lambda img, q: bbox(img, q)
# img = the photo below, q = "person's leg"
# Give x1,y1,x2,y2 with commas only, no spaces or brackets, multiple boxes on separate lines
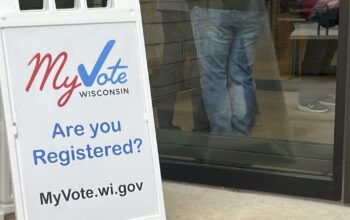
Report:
180,12,210,132
191,7,234,134
188,59,210,132
301,40,330,75
298,40,337,112
227,11,266,136
156,54,180,129
318,40,338,106
191,88,210,132
320,40,338,74
155,11,186,129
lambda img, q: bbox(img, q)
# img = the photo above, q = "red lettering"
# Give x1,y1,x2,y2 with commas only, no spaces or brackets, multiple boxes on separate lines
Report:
56,76,81,107
26,52,81,107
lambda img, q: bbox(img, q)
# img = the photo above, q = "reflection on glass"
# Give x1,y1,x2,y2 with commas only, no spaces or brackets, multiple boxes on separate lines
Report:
152,0,210,132
12,0,341,177
297,0,338,113
142,0,340,176
190,1,267,136
14,0,341,177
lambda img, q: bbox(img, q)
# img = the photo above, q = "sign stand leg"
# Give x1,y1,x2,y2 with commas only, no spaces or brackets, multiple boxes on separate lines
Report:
0,203,15,220
0,152,14,220
1,95,15,220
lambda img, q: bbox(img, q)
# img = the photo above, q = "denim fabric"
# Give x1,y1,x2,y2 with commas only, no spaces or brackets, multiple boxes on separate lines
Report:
191,7,266,135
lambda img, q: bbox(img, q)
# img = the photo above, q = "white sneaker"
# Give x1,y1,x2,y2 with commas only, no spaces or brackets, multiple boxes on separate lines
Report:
298,103,329,113
318,95,336,106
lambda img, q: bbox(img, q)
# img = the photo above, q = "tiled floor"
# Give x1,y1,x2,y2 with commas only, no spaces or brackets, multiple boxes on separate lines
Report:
163,181,350,220
5,181,350,220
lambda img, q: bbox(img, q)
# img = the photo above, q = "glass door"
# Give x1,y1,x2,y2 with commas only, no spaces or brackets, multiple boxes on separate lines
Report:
18,0,346,200
142,0,345,200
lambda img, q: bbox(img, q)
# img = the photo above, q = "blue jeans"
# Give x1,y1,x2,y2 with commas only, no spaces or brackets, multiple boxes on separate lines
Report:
191,7,266,135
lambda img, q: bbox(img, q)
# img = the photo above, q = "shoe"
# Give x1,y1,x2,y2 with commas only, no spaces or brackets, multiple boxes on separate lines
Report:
297,102,329,113
318,95,336,106
159,124,181,130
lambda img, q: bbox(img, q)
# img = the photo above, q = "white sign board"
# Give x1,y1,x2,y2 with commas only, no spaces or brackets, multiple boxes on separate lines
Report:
0,1,165,220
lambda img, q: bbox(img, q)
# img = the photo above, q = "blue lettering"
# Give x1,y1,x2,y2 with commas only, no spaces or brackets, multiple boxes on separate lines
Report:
77,40,128,87
108,58,128,85
52,123,85,139
47,152,58,163
76,148,86,160
96,72,109,86
33,149,47,165
114,72,127,84
75,125,85,136
94,147,104,158
58,151,70,166
52,123,65,139
77,40,116,87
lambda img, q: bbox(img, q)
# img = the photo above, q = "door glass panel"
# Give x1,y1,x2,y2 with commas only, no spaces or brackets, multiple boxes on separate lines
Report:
142,0,340,177
17,0,339,177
